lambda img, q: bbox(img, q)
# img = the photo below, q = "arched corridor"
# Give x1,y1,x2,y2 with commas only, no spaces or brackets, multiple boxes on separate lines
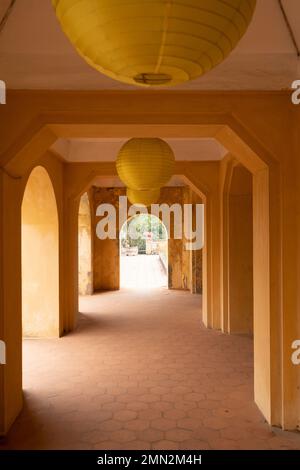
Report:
1,6,300,447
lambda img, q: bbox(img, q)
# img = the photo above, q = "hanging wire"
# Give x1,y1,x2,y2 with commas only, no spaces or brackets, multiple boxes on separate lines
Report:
278,0,300,57
0,0,17,35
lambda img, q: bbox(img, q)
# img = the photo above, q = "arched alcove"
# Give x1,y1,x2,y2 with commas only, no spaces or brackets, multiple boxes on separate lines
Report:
21,166,59,337
78,192,93,296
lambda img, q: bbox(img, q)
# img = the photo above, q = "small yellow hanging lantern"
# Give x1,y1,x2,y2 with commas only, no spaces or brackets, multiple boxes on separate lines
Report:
116,138,175,206
52,0,256,87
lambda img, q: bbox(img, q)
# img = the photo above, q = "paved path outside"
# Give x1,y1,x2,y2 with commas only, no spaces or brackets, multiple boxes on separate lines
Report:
1,289,300,450
120,254,167,289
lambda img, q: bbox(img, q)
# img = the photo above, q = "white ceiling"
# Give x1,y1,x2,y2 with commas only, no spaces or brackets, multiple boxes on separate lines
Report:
52,137,223,185
52,138,227,163
91,175,187,188
0,0,299,90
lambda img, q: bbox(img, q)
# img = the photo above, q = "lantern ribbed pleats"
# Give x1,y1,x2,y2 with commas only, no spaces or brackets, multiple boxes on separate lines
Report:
116,138,175,206
52,0,256,87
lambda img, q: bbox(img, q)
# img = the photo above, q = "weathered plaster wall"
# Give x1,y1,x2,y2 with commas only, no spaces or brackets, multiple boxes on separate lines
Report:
91,186,200,292
0,150,64,435
92,187,124,291
160,187,191,291
22,166,60,338
191,191,203,294
78,192,93,296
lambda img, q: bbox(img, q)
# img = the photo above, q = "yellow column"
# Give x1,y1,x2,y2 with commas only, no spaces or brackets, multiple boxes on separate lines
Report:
0,170,23,435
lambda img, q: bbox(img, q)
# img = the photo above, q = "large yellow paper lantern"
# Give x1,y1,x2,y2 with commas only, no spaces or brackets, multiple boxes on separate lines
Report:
116,138,175,205
52,0,256,87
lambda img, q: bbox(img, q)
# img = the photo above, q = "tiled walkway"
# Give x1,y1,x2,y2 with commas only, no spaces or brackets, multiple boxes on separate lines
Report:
120,254,167,289
1,289,300,450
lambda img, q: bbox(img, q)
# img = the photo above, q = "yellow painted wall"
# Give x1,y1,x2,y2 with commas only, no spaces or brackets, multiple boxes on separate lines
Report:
0,151,64,435
93,187,123,291
0,90,299,433
160,187,190,290
22,166,59,337
78,192,93,296
228,165,253,335
191,191,203,294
